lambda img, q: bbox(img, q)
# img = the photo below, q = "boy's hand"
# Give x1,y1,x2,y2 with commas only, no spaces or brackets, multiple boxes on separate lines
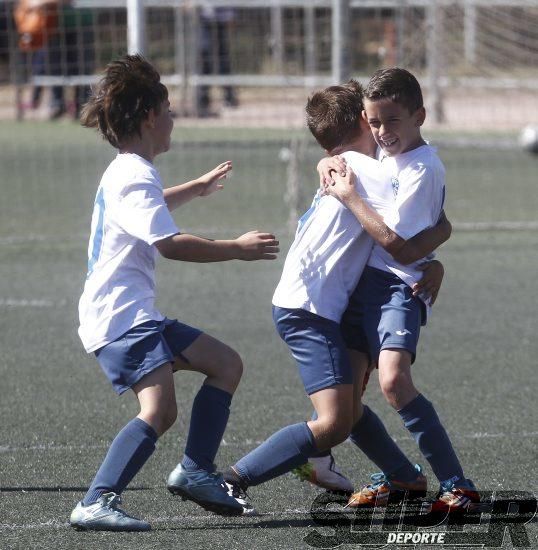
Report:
413,260,444,304
317,155,347,192
325,166,358,205
235,231,279,261
198,161,233,196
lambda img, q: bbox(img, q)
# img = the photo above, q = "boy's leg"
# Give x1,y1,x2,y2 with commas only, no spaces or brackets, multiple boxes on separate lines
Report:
173,333,242,471
166,332,245,515
229,384,354,489
379,349,465,481
226,307,355,495
342,269,428,507
344,350,425,508
348,350,418,479
83,364,173,506
71,364,175,531
379,349,478,509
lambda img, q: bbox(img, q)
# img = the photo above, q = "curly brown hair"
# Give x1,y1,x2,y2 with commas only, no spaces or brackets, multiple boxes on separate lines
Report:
80,55,168,148
305,79,365,152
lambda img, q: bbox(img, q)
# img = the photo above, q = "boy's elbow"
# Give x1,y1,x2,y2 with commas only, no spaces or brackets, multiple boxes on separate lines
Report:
391,247,413,265
383,235,409,263
439,220,452,243
155,235,178,259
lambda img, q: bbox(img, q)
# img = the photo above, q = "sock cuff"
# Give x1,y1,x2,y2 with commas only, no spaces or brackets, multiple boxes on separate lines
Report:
352,405,373,432
293,422,317,454
197,384,233,408
131,417,158,443
398,394,439,427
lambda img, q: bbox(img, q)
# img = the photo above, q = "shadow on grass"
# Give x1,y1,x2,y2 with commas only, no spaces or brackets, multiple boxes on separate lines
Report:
0,486,152,493
162,516,316,531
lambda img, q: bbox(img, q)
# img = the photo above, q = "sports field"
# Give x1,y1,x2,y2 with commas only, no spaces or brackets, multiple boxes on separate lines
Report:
1,122,537,549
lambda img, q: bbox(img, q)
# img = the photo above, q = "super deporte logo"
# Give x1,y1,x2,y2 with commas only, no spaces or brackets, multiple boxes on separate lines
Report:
304,490,537,548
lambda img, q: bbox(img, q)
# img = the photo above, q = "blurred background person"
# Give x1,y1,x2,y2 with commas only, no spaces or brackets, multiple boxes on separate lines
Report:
47,0,94,119
197,5,238,117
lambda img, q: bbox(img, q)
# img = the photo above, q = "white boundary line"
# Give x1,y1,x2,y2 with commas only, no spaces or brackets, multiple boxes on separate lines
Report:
0,299,68,308
453,221,538,231
0,221,537,248
2,431,538,455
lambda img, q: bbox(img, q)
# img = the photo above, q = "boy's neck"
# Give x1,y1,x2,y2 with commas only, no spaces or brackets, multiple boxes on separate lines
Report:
119,138,155,163
329,132,377,158
398,136,427,156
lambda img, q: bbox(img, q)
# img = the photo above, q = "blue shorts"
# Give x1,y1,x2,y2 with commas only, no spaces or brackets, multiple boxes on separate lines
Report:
341,266,425,364
273,305,353,395
95,318,203,395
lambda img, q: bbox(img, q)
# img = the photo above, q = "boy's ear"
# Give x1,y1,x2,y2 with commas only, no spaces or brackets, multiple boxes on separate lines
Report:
145,108,156,129
361,110,368,122
415,106,426,127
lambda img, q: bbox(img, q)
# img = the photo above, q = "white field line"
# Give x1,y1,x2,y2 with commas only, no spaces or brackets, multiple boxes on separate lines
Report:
0,220,537,248
2,431,538,456
0,298,68,308
453,221,538,231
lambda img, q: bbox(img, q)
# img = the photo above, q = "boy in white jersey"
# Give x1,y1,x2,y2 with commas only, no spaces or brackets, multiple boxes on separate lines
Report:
320,68,479,512
70,55,279,531
222,80,450,511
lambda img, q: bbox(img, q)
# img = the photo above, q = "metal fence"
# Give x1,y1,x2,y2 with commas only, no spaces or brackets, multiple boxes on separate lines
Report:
0,0,537,128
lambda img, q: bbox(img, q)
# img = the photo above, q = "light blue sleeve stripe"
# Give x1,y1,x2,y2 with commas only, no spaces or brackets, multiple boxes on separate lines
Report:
86,187,105,278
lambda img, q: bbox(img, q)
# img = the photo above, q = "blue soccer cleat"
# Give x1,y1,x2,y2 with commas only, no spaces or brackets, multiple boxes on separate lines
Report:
69,492,151,531
167,464,244,516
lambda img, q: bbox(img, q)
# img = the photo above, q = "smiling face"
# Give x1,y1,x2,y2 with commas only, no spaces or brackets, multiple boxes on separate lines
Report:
363,97,426,156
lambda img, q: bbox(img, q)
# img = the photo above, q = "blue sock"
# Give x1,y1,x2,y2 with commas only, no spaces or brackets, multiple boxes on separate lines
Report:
182,384,232,473
82,417,157,506
234,422,317,486
398,394,464,483
349,405,417,481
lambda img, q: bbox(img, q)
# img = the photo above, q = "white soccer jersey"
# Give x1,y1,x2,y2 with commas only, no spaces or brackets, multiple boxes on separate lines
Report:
367,144,446,311
272,151,394,323
78,153,179,353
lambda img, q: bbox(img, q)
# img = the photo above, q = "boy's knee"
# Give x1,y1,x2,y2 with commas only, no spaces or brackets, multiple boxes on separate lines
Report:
380,372,416,409
145,402,178,436
315,417,352,448
224,348,243,381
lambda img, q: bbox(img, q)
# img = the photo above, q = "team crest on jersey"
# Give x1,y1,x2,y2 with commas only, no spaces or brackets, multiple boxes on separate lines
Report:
391,177,400,197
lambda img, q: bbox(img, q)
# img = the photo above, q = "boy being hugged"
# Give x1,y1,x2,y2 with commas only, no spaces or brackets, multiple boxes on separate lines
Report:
71,55,278,531
321,68,479,512
222,80,450,512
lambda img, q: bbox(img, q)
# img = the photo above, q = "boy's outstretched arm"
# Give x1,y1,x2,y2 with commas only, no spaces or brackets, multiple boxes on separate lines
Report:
163,161,232,211
155,230,279,262
326,169,451,265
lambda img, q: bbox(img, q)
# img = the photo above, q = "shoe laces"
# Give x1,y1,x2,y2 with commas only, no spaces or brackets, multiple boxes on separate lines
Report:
440,477,474,495
368,472,389,490
227,479,250,501
101,492,124,514
209,472,231,490
368,464,423,491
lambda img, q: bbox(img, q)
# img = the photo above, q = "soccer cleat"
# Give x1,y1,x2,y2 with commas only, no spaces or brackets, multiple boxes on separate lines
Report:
346,464,427,508
167,464,244,516
225,480,258,516
293,454,354,494
431,478,480,513
69,492,151,532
